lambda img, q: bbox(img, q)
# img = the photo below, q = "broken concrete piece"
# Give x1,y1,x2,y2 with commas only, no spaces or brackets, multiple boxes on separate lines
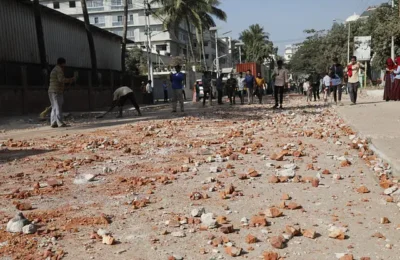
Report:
191,208,205,217
171,231,186,237
6,213,31,233
201,213,217,228
73,173,96,184
276,168,295,178
97,228,109,237
22,224,37,234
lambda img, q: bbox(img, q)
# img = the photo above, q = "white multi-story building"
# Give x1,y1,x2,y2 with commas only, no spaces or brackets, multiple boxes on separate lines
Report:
38,0,228,71
284,44,299,63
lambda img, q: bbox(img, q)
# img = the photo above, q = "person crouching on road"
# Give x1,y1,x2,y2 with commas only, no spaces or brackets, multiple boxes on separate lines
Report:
170,65,185,112
48,57,76,128
96,86,141,119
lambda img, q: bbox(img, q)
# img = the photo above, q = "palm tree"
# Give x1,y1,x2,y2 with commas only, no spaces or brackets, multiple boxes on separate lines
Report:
151,0,227,63
239,24,273,63
80,0,98,89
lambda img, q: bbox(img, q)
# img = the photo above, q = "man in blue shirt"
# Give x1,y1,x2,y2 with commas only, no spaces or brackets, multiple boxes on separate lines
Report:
170,65,185,112
245,69,255,105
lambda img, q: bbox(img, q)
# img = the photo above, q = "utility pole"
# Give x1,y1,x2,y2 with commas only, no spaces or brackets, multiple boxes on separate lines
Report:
144,0,154,86
215,30,219,78
347,22,351,64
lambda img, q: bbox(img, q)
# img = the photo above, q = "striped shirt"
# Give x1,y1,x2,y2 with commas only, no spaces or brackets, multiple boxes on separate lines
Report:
48,65,66,93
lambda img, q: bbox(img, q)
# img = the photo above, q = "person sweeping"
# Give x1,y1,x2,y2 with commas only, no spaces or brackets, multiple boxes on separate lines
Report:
96,86,141,119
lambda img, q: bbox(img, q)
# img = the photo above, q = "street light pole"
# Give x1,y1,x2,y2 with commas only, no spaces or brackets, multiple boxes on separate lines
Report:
215,30,219,77
235,42,244,64
144,0,154,85
347,22,350,64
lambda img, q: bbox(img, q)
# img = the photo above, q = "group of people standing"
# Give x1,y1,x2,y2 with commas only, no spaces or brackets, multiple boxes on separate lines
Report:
198,59,288,109
304,56,365,106
384,57,400,101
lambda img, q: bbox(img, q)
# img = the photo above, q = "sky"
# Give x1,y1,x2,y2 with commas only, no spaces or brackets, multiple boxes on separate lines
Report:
216,0,388,55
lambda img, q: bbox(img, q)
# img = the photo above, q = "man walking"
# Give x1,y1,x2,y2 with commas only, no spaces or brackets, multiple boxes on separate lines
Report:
272,60,288,109
245,70,255,105
216,74,224,105
255,72,266,104
236,72,246,105
329,58,344,105
311,72,320,101
202,71,212,107
163,80,169,103
347,56,364,105
170,65,185,112
96,86,142,118
48,57,75,128
226,73,237,105
145,80,153,104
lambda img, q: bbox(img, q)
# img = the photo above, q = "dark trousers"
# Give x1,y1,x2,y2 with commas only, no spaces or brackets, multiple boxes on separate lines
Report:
182,89,186,100
217,89,223,104
330,85,342,103
164,90,168,102
203,90,210,106
274,85,284,105
255,87,263,104
348,82,359,104
312,84,320,101
118,92,141,114
227,87,235,104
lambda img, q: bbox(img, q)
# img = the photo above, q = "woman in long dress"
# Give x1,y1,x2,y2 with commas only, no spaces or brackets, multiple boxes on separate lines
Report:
392,57,400,101
384,58,395,101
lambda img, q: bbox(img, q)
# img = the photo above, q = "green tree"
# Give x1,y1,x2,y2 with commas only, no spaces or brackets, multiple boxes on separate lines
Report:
151,0,227,63
239,24,274,63
291,2,400,75
126,46,147,75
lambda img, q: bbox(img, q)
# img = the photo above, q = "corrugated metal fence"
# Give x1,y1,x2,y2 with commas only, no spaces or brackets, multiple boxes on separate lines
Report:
0,0,121,70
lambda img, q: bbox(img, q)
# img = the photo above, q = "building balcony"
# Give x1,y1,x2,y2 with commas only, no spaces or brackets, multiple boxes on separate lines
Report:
87,6,104,11
112,21,123,26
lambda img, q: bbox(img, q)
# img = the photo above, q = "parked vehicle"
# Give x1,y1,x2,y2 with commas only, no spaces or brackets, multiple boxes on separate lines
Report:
196,79,215,100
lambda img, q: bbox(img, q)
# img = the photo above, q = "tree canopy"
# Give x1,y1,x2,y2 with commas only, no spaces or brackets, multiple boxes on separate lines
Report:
290,3,400,74
239,24,274,63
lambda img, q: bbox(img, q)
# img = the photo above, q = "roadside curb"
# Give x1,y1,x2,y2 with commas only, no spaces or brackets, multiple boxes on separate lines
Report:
335,108,400,180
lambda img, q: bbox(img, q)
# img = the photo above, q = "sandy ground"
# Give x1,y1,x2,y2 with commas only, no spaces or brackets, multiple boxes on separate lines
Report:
0,95,399,260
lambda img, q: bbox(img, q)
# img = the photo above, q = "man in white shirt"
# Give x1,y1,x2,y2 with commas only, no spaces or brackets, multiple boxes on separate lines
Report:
347,56,364,105
322,71,331,102
145,80,153,104
236,72,246,105
272,60,288,109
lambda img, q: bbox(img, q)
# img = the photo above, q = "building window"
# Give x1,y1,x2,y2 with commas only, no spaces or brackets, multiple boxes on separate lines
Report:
53,1,60,9
90,16,105,26
69,1,76,8
205,54,209,59
128,14,134,25
204,41,209,47
112,15,123,26
87,0,104,10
